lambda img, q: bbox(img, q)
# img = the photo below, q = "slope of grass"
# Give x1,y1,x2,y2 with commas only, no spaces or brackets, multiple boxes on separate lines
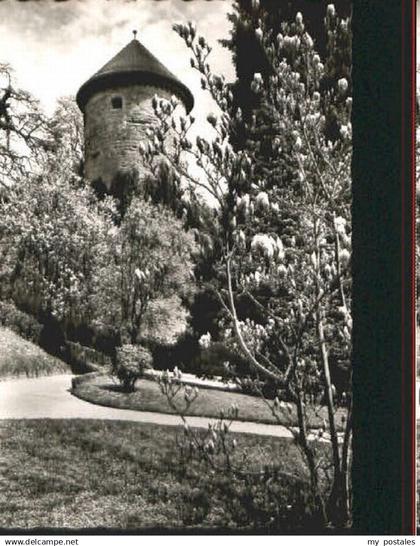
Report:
0,419,323,530
0,327,69,379
73,374,347,430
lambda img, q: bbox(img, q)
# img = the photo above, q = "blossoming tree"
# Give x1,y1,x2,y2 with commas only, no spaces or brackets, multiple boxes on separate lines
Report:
141,3,352,528
0,167,113,330
90,197,197,349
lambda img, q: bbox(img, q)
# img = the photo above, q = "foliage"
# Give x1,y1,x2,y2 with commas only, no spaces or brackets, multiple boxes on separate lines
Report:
159,373,325,530
178,463,318,530
144,4,352,528
0,301,43,344
192,341,247,379
45,96,84,181
0,167,114,331
174,422,320,530
222,0,352,148
0,100,195,359
113,343,153,392
91,197,197,348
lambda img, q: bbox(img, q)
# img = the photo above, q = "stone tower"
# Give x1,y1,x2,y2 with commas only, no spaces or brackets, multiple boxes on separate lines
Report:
76,33,194,193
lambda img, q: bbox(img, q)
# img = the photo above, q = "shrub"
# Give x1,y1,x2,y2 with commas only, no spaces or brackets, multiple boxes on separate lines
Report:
159,376,326,531
176,485,211,526
0,301,43,344
113,344,153,392
207,471,321,531
174,441,321,531
192,342,238,378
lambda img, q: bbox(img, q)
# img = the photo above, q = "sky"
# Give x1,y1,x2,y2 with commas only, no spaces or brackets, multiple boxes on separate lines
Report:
0,0,236,137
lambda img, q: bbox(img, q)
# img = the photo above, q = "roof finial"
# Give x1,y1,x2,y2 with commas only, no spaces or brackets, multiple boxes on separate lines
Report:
132,30,138,40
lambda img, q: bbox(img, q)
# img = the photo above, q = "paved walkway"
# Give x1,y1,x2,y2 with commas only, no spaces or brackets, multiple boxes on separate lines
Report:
145,369,240,392
0,374,296,439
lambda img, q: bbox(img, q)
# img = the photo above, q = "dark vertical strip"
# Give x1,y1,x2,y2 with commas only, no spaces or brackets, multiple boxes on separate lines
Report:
402,0,416,534
411,0,417,532
409,0,416,533
352,0,415,534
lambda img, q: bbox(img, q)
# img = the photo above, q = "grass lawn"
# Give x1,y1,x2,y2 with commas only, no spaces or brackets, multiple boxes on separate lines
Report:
72,374,347,431
0,419,324,530
0,327,69,379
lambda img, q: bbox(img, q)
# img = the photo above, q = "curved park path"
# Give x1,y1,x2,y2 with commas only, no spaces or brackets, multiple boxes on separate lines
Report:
0,374,295,439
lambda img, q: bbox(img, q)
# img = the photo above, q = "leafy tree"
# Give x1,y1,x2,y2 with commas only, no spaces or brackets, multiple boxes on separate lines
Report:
222,0,351,149
45,96,84,182
0,63,197,374
90,197,197,352
143,4,352,528
0,167,114,335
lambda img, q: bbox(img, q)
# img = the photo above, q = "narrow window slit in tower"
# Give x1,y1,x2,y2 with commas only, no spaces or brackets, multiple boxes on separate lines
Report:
111,96,123,109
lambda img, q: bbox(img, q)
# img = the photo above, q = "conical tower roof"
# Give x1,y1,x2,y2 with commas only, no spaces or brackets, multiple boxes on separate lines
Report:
76,37,194,113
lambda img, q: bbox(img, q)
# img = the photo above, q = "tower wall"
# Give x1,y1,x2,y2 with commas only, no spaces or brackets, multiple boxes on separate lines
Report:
84,84,182,190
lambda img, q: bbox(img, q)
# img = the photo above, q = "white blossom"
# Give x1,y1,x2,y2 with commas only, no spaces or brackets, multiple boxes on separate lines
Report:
304,32,314,48
334,216,347,235
338,77,348,93
277,264,287,277
251,234,274,258
339,248,351,266
134,268,145,281
327,4,336,17
294,136,303,151
340,124,351,140
275,236,285,260
254,270,262,285
256,191,269,209
237,194,250,211
337,305,347,318
237,229,246,246
199,332,212,349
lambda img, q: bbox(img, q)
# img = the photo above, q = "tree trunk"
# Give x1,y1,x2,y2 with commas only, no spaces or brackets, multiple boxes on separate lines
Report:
295,386,329,526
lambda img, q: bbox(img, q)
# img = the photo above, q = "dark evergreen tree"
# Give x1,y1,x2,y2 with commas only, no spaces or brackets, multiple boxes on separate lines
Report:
222,0,351,149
